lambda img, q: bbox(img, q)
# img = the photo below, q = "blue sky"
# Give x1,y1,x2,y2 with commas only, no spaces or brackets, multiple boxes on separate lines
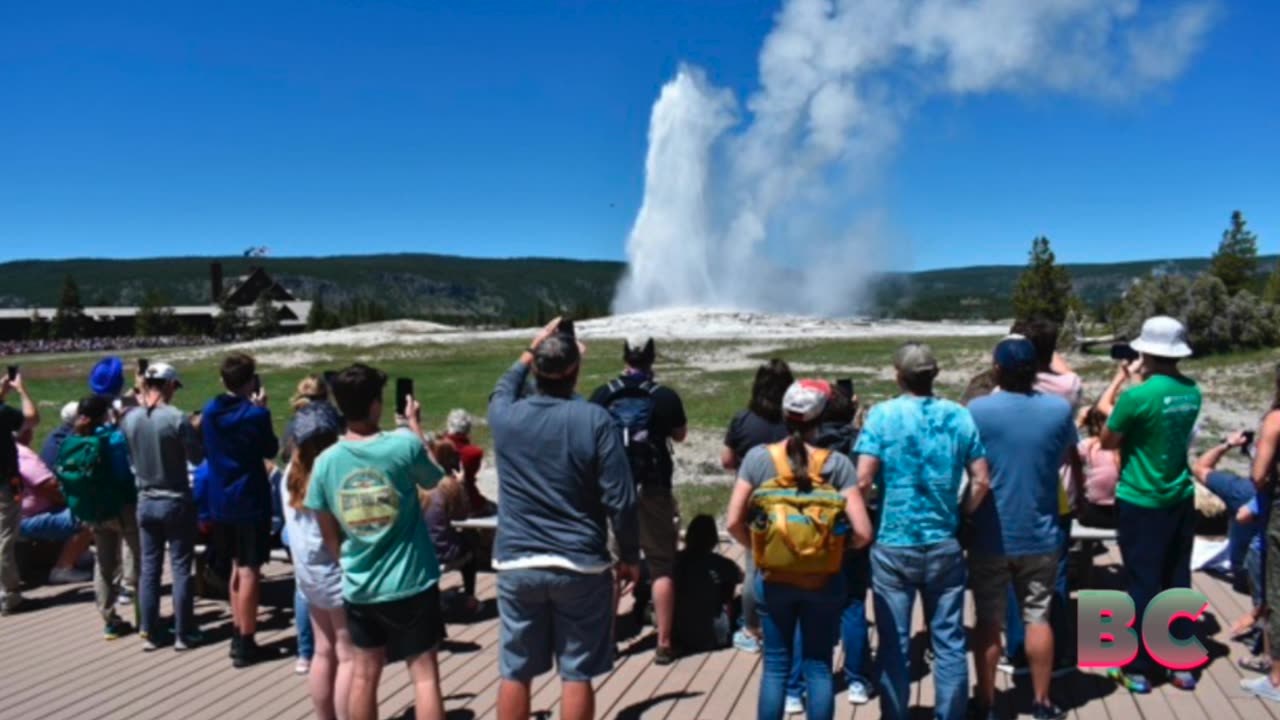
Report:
1,0,1276,271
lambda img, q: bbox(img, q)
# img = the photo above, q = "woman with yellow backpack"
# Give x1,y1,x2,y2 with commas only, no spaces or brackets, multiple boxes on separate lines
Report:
727,379,873,720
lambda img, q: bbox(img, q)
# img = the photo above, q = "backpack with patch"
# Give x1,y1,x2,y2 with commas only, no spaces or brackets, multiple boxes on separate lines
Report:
602,378,665,490
55,434,120,524
749,442,849,590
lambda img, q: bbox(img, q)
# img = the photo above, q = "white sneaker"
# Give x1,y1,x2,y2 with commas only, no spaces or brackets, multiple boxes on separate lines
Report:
1242,675,1280,702
847,680,870,705
117,589,135,606
784,696,804,715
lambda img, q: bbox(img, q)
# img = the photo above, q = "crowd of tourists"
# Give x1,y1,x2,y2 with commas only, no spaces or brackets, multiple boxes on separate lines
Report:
0,334,218,357
2,311,1280,720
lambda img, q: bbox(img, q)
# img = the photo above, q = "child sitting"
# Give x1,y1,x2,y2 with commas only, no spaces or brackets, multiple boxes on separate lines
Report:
672,514,742,655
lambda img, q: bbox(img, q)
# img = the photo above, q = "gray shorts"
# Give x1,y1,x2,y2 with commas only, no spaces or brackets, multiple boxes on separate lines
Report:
497,568,614,682
969,552,1057,627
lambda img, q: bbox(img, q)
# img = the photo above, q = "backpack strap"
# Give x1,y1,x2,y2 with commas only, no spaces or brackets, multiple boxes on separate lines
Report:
766,442,793,486
808,448,832,482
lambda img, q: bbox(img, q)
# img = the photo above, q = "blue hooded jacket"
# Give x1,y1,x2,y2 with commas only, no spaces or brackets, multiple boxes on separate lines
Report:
201,394,278,524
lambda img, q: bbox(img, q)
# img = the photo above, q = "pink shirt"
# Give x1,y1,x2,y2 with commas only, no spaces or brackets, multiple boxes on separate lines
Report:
1078,438,1119,506
1036,371,1085,506
18,443,61,518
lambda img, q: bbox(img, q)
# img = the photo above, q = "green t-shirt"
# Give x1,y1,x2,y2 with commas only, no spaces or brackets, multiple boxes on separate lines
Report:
1106,374,1201,509
304,432,444,604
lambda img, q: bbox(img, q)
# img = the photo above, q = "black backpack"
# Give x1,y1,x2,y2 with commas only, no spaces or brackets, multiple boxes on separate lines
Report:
602,378,665,489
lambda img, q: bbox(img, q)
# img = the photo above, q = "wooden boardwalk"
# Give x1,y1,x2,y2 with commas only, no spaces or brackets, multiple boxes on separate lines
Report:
1,545,1278,720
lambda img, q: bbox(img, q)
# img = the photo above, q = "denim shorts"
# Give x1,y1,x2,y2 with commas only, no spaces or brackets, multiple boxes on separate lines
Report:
20,507,82,543
497,568,614,682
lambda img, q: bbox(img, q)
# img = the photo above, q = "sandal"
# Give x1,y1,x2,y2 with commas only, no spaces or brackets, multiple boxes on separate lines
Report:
1239,655,1271,674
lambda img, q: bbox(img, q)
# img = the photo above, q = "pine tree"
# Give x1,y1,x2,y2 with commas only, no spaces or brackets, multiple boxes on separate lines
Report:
1010,236,1075,324
1265,262,1280,306
51,274,86,339
1209,210,1259,296
251,292,281,338
134,289,175,337
214,297,245,340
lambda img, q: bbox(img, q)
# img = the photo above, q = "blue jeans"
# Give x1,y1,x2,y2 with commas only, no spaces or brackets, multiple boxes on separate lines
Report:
786,549,871,699
295,589,314,659
19,507,82,542
1005,517,1071,662
757,572,845,720
871,539,968,720
1205,471,1260,586
137,497,196,639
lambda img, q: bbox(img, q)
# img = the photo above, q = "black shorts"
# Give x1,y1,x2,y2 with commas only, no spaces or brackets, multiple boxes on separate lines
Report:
212,517,271,569
345,584,443,661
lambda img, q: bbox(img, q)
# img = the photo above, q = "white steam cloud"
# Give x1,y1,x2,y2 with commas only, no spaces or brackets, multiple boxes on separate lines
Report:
613,0,1217,316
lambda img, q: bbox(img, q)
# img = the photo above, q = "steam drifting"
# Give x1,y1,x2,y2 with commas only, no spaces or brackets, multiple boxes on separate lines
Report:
613,0,1217,316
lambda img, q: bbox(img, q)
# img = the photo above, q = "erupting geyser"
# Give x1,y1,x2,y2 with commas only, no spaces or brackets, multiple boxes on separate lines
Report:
613,0,1217,316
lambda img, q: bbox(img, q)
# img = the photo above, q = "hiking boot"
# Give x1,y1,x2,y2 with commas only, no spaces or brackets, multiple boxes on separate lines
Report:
654,646,676,666
175,630,205,652
1106,668,1151,694
103,616,132,641
47,566,92,585
0,592,24,616
1031,701,1067,720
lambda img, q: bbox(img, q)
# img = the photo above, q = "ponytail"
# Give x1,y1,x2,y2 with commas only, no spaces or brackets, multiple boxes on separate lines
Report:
786,428,812,493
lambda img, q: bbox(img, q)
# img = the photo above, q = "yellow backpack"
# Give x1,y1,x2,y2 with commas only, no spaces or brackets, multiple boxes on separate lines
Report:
749,442,849,590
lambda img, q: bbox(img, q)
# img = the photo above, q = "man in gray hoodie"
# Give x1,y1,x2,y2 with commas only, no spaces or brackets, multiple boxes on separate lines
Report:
488,318,640,720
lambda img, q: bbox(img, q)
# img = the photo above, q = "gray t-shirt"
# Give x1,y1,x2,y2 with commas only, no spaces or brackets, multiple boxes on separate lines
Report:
121,403,204,499
739,443,857,492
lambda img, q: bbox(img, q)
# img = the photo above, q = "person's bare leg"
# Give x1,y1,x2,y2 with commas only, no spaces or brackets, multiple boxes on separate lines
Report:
1025,623,1055,705
309,609,338,720
561,680,595,720
236,566,260,636
653,576,675,650
406,650,445,720
229,559,242,632
331,611,355,720
349,647,385,720
499,679,531,720
973,621,1002,707
54,527,94,570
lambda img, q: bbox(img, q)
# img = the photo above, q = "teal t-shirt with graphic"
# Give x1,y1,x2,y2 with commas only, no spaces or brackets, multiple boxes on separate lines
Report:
304,432,444,604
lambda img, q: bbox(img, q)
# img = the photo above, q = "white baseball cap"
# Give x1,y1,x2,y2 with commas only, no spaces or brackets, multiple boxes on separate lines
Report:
782,379,832,423
143,362,184,387
1129,316,1193,359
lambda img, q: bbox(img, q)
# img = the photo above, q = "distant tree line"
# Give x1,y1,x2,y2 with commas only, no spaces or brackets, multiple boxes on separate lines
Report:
1010,210,1278,355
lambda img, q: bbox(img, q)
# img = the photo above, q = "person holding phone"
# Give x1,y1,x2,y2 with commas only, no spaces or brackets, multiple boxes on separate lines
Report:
200,352,278,667
1,368,40,615
488,317,640,720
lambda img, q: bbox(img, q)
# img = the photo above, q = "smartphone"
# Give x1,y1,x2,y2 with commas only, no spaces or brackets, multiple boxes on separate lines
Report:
323,370,339,389
253,375,262,394
1110,343,1139,362
836,378,854,400
138,358,150,375
5,365,17,381
559,319,576,338
1243,431,1257,456
395,378,414,416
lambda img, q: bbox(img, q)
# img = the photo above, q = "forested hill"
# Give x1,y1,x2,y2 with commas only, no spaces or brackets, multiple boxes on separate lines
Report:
2,253,1270,323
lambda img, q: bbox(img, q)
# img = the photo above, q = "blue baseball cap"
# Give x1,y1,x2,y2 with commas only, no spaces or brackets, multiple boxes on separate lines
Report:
89,357,125,397
993,336,1037,372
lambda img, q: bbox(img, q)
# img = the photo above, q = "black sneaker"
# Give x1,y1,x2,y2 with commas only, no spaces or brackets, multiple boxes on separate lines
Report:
1032,701,1067,720
233,635,264,669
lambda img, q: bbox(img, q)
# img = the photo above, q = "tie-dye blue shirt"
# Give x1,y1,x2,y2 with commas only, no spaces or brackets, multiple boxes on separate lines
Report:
854,395,985,548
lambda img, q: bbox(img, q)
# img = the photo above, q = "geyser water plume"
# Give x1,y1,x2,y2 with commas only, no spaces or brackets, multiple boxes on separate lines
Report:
613,0,1218,317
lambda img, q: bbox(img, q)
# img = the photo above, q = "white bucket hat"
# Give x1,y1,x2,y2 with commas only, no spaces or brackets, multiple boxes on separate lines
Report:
1129,316,1192,359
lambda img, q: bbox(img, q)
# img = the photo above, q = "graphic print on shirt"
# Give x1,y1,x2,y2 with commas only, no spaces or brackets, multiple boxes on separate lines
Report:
337,468,399,539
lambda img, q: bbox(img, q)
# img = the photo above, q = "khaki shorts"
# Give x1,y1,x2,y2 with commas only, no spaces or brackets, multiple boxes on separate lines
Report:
609,491,680,579
969,552,1057,627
